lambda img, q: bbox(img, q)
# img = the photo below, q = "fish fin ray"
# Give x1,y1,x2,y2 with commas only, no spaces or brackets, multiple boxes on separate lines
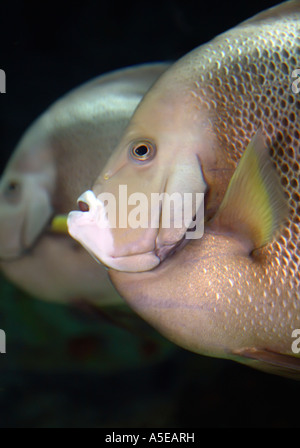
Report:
232,347,300,380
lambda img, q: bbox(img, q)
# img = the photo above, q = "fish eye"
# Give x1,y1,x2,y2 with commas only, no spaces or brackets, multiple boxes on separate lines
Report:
3,181,22,204
129,140,156,163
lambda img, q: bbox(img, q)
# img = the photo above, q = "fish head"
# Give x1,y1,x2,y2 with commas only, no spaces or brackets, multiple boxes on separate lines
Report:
68,78,220,272
0,137,55,260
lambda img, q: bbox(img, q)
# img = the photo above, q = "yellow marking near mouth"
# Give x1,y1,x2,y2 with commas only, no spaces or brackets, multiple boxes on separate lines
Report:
51,214,69,234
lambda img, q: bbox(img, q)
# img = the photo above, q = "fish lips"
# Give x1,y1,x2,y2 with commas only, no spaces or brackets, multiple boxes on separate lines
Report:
67,190,187,273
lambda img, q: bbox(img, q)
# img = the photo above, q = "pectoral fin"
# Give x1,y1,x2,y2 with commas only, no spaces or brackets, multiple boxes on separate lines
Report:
211,129,288,250
232,347,300,380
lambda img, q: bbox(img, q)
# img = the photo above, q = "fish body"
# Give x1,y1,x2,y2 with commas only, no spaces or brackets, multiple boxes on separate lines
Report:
0,63,169,303
68,2,300,377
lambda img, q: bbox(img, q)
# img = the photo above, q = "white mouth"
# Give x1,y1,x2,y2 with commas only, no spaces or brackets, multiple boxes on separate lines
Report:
67,190,160,272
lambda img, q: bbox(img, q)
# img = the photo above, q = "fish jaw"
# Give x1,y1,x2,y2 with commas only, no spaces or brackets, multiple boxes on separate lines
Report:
67,190,161,272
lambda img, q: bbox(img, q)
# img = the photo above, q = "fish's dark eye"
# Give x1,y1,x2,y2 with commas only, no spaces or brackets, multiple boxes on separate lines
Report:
4,181,22,203
129,140,156,163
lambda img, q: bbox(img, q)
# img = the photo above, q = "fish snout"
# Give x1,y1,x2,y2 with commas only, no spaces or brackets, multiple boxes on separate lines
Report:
77,196,91,212
68,190,120,266
68,190,113,247
68,190,161,272
77,190,100,215
68,186,201,273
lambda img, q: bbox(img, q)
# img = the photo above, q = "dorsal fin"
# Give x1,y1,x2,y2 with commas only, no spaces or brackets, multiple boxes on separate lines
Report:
239,0,300,28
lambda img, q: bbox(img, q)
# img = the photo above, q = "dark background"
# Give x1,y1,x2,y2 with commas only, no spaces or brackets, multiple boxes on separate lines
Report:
1,0,300,428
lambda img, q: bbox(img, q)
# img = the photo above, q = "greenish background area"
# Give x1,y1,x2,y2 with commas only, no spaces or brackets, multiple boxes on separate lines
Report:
0,273,181,427
0,273,300,428
0,276,174,374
